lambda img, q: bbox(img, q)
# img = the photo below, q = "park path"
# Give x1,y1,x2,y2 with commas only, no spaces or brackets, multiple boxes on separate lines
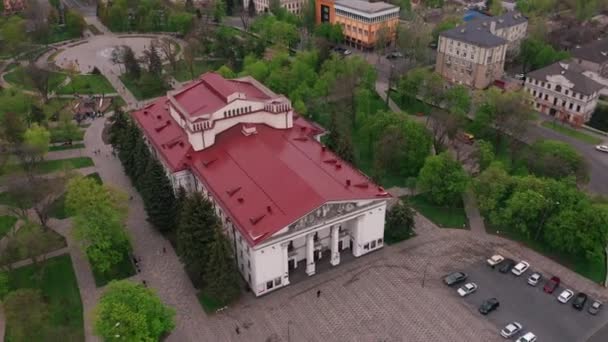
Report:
462,189,486,236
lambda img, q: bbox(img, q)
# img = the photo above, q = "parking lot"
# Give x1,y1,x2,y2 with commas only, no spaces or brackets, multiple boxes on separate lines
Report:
455,260,608,342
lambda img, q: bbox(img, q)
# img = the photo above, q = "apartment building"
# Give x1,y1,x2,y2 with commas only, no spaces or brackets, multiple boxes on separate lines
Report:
435,12,527,89
245,0,307,15
524,61,603,126
316,0,400,50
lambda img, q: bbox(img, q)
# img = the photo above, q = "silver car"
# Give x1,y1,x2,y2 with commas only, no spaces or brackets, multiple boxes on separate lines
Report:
527,272,541,286
501,322,523,338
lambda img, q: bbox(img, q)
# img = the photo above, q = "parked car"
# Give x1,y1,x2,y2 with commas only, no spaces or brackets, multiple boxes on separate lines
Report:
596,145,608,153
544,276,560,293
515,73,526,80
332,47,352,56
558,289,575,303
527,272,542,286
589,300,603,315
457,282,478,297
573,292,588,310
444,271,468,286
499,259,516,273
386,51,404,59
500,322,523,338
511,261,530,276
516,332,537,342
479,298,500,315
486,254,504,267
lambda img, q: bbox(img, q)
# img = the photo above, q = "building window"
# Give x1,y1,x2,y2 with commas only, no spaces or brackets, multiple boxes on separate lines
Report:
569,103,573,110
288,241,294,252
555,85,561,92
565,90,569,95
248,274,251,283
248,260,251,269
364,243,369,250
576,105,581,112
267,281,273,290
274,277,282,286
378,238,383,245
544,94,548,100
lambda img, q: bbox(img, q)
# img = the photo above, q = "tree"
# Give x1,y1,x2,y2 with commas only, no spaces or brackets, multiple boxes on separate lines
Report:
144,45,163,77
177,192,219,282
0,16,27,57
3,289,50,341
576,0,599,21
302,0,316,33
519,38,570,72
444,85,471,115
385,200,415,242
473,162,512,216
204,227,241,303
489,0,506,15
66,177,131,274
23,124,51,158
183,39,199,79
375,25,391,53
65,10,86,37
423,0,444,7
155,38,179,73
0,272,8,300
217,65,236,78
140,157,177,233
326,107,355,164
94,280,175,341
0,111,26,146
474,140,495,172
418,152,469,206
25,63,51,103
213,0,227,22
527,140,588,182
123,46,141,79
396,19,432,67
314,23,344,45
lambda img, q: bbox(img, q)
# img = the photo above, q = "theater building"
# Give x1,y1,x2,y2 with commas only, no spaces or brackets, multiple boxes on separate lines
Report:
131,73,390,296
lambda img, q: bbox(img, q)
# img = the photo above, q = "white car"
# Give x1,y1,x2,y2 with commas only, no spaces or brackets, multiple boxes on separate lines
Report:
558,289,575,303
515,73,526,80
500,322,523,338
527,272,541,286
511,261,530,276
596,145,608,153
516,332,537,342
457,282,478,297
487,254,504,267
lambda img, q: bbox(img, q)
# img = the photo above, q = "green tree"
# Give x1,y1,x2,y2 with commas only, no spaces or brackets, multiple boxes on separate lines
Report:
216,65,236,78
123,46,141,79
3,289,50,341
385,200,415,243
65,10,85,37
474,140,495,172
527,140,588,183
23,124,51,157
214,0,227,22
418,152,469,206
0,272,9,301
140,157,177,233
177,192,219,282
444,85,471,115
94,280,175,341
423,0,444,7
132,136,153,190
519,38,570,72
0,16,27,56
0,111,26,146
204,227,241,303
314,23,344,45
168,12,195,35
145,45,163,77
473,163,512,216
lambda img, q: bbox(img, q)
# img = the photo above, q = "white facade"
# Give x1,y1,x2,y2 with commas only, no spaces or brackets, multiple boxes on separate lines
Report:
245,0,308,14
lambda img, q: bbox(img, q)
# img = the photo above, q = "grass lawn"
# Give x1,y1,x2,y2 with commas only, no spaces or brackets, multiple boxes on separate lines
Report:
119,74,168,101
2,224,67,265
0,215,18,239
0,192,31,207
49,173,102,219
6,254,84,341
37,157,94,173
56,74,115,95
389,92,432,115
198,291,227,313
168,60,224,82
408,194,469,229
49,127,85,143
541,121,602,145
4,66,67,92
49,143,85,152
92,251,136,287
487,225,607,284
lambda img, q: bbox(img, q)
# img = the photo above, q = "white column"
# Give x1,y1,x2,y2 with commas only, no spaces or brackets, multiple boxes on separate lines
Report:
330,226,340,266
282,243,290,285
305,233,316,276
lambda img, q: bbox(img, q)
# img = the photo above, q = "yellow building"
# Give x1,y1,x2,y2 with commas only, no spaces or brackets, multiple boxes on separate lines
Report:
317,0,400,50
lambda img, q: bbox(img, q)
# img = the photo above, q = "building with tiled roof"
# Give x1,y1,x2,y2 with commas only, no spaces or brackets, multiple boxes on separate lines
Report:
524,61,603,126
132,73,391,296
435,12,528,89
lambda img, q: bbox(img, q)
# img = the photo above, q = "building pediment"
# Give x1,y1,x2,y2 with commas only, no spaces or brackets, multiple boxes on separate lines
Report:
546,74,574,89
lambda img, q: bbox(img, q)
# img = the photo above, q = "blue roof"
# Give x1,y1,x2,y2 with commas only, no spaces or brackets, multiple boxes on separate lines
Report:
463,10,489,22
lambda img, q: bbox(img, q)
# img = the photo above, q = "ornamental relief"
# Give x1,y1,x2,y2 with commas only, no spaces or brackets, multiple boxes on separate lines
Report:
289,202,360,232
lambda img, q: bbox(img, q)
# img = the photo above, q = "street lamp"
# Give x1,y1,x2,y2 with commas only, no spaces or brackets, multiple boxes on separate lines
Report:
287,320,292,342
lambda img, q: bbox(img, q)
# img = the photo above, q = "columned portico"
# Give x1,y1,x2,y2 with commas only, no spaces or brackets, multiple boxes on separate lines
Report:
330,225,340,266
306,233,316,276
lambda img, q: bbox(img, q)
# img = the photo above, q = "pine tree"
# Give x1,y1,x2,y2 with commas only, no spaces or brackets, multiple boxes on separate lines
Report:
177,192,218,282
118,122,141,179
146,45,163,77
109,110,128,150
132,137,152,190
141,157,177,233
174,186,187,227
123,46,141,79
204,226,241,303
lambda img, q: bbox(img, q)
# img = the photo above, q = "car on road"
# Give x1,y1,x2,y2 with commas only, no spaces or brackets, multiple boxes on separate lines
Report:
544,276,560,293
558,289,575,303
487,254,504,267
479,298,500,315
527,272,542,286
500,322,523,338
573,292,588,310
443,271,468,286
386,51,404,59
511,261,530,276
516,332,537,342
457,282,478,297
332,47,352,56
499,259,516,273
596,145,608,153
515,73,526,80
589,300,603,315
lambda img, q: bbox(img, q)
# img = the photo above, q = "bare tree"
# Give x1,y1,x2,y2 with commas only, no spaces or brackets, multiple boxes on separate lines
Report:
154,37,179,73
26,63,51,103
183,39,199,80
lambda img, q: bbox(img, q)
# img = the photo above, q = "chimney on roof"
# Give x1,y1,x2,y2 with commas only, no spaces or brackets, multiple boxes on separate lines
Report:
267,205,272,213
237,197,244,204
322,145,327,152
346,179,351,187
143,110,149,115
490,21,496,34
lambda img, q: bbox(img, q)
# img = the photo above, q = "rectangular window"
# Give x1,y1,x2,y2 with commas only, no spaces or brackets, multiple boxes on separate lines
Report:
378,238,383,245
577,105,581,112
371,240,376,249
248,260,251,269
565,90,569,95
274,277,282,286
364,243,370,250
267,281,273,290
569,103,573,109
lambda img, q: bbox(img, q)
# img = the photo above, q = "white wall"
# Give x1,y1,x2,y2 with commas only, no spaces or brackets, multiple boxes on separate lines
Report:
351,203,386,257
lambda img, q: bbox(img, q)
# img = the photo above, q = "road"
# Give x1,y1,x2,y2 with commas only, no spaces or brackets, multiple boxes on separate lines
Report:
62,0,96,16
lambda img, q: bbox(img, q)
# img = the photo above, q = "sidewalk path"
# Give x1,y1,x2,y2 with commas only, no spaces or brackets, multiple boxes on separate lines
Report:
462,189,485,236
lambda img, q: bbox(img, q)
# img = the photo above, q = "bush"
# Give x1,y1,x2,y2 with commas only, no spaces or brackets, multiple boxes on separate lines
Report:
385,201,415,244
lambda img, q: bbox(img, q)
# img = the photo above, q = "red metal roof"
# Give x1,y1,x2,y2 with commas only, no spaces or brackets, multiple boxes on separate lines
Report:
132,78,389,246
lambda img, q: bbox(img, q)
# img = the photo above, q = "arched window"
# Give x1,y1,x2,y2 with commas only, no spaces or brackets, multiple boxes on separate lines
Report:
555,85,562,92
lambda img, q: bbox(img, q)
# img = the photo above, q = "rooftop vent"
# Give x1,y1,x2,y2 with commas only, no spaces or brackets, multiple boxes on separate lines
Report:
241,124,258,136
323,158,337,164
227,186,242,197
237,197,244,204
186,154,192,160
266,205,272,214
354,182,369,189
202,158,217,167
143,110,149,115
346,179,351,187
154,120,171,132
335,163,342,170
156,115,162,120
250,214,266,225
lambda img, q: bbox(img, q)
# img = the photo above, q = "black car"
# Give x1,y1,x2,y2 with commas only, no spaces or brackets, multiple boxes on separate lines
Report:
499,259,516,273
479,298,500,315
443,271,468,286
573,292,588,310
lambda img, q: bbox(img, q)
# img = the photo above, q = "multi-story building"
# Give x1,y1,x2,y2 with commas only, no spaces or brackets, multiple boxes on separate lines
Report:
244,0,307,15
524,61,603,126
3,0,26,14
316,0,400,50
571,38,608,95
131,72,391,297
435,12,527,89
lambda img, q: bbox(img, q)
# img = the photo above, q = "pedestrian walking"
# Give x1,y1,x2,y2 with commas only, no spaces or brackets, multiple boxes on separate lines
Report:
317,290,321,298
235,326,240,335
163,247,166,254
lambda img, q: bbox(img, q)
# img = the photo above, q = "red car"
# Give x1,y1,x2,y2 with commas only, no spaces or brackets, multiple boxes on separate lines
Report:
544,276,561,293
